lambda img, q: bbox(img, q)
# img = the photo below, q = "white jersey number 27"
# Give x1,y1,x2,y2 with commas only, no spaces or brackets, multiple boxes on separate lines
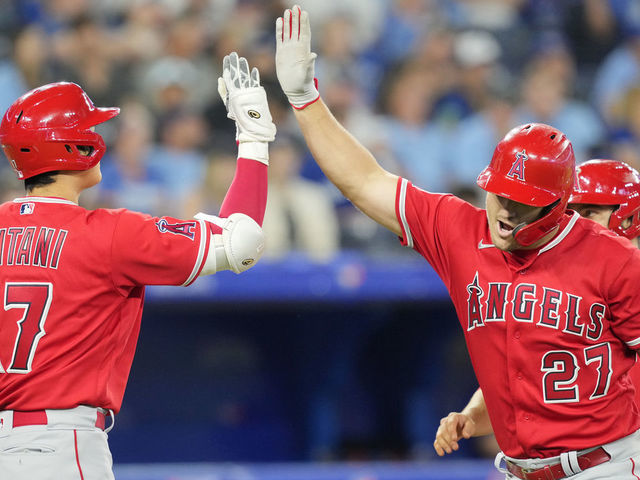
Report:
541,343,613,403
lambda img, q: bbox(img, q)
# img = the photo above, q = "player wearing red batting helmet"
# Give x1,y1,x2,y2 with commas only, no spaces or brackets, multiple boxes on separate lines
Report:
476,123,575,247
0,82,120,179
433,159,640,467
0,52,275,480
276,4,640,479
570,159,640,244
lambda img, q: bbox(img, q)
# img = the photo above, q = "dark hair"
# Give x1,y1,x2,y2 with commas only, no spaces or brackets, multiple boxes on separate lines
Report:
25,171,59,192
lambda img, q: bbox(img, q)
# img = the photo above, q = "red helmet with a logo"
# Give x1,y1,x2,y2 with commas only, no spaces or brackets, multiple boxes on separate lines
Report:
569,159,640,239
0,82,120,179
476,123,575,246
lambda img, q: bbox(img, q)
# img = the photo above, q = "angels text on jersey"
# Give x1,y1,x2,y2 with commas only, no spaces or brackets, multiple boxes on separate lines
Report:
465,271,605,340
0,226,67,269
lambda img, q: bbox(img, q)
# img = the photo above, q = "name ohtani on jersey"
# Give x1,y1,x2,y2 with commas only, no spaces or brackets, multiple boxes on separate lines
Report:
0,226,67,269
465,271,605,341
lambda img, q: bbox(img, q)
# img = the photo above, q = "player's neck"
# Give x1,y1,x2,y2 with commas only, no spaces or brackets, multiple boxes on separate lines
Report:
27,174,86,204
27,183,82,204
632,237,639,249
26,168,100,204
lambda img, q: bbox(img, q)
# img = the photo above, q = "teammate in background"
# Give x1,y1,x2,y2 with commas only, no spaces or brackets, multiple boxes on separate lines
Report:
0,52,275,480
275,6,640,479
433,159,640,459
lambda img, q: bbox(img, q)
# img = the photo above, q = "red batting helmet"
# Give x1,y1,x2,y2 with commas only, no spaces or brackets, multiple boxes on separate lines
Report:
477,123,575,246
569,159,640,239
0,82,120,179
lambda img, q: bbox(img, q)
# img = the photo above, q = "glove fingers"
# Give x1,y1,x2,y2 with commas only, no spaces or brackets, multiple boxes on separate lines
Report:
217,77,228,107
238,56,251,88
300,9,311,43
291,5,300,40
251,67,260,87
275,16,283,43
283,8,292,41
228,51,241,89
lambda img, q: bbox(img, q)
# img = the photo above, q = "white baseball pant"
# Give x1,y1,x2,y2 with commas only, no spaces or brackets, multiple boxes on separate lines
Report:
0,405,115,480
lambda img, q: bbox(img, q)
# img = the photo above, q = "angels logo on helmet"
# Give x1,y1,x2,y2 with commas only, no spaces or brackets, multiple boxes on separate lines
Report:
507,149,528,181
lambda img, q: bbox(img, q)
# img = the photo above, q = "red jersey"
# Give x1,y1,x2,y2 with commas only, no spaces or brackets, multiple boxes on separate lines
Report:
0,196,209,413
396,179,640,459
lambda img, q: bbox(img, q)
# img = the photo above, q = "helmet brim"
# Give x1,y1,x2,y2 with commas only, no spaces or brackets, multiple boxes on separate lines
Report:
477,166,558,207
83,107,120,128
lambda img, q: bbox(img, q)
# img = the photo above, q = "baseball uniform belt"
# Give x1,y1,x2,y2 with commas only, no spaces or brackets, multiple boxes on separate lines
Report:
11,409,108,430
505,447,611,480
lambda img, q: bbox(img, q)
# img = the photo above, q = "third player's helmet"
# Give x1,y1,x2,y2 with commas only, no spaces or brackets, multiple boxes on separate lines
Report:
0,82,120,179
570,159,640,239
477,123,575,246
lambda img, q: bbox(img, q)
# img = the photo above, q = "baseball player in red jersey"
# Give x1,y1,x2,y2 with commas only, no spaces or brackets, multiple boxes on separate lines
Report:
275,5,640,479
0,52,275,480
433,159,640,461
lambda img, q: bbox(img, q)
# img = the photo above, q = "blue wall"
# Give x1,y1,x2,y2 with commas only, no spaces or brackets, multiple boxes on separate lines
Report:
109,253,481,465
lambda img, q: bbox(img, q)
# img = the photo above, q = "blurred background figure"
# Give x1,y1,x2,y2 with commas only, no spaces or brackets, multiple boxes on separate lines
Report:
95,99,164,214
262,136,340,262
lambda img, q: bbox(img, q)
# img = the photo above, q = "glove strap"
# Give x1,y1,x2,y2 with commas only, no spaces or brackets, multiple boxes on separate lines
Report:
289,78,320,110
238,142,269,165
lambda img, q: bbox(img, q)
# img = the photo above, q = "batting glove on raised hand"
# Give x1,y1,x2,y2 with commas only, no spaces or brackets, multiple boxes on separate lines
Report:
275,5,320,110
218,52,276,164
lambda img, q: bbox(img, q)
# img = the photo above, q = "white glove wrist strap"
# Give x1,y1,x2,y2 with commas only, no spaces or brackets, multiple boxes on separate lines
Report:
238,142,269,165
288,86,319,110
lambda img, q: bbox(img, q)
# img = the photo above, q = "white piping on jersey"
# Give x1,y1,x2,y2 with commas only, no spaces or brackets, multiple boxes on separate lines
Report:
398,178,413,249
13,196,77,206
626,336,640,348
538,211,580,254
181,218,207,287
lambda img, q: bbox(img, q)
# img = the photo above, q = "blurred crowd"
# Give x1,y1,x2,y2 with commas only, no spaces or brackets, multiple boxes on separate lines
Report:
1,0,640,261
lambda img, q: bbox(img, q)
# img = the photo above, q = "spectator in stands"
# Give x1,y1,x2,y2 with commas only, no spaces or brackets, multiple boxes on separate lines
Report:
96,100,165,215
147,108,208,218
432,29,508,127
262,136,340,262
449,87,518,198
608,85,640,171
591,21,640,122
514,62,605,162
378,61,450,193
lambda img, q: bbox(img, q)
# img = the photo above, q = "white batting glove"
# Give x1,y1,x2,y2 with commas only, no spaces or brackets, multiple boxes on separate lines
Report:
275,5,320,110
218,52,276,164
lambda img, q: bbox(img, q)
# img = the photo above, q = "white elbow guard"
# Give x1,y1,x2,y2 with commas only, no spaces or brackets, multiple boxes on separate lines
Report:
196,212,264,274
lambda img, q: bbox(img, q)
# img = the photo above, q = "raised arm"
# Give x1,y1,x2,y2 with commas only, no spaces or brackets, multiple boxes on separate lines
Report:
197,52,276,275
275,6,401,236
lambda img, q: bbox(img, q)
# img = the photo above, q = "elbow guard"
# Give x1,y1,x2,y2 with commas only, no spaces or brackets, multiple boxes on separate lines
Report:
221,213,264,273
196,212,264,274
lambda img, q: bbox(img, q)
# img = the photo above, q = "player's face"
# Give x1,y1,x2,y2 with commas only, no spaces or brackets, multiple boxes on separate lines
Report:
568,203,614,229
485,193,545,251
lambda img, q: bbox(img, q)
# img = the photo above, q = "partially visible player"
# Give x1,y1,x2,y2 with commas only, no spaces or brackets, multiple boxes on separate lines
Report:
433,159,640,458
276,5,640,479
0,52,274,480
570,159,640,247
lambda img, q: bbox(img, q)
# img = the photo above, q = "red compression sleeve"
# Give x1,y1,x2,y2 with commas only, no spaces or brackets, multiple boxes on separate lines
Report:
219,157,268,226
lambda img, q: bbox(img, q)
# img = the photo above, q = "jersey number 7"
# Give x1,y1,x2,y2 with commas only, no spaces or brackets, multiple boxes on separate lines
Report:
0,282,52,374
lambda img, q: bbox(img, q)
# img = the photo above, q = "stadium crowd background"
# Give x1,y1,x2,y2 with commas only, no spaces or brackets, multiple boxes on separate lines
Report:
1,0,640,468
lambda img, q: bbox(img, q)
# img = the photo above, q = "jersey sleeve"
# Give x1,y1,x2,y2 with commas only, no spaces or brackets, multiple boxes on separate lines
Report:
111,210,209,289
607,248,640,351
395,177,472,278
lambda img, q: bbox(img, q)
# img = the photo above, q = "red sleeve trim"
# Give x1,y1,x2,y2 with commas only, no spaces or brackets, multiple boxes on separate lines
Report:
182,218,210,286
395,177,413,248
